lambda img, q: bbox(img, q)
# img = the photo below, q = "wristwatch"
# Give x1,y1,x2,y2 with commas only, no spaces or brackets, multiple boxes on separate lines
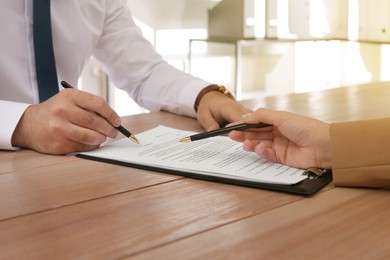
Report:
194,84,235,112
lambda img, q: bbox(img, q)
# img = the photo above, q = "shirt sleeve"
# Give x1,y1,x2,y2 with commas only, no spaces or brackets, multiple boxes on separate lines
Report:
92,0,210,118
0,101,31,150
330,118,390,188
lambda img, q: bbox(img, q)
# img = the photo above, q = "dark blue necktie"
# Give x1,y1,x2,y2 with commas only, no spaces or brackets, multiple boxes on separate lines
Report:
33,0,59,102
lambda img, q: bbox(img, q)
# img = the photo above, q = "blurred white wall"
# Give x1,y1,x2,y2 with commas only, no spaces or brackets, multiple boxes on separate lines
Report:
80,0,390,116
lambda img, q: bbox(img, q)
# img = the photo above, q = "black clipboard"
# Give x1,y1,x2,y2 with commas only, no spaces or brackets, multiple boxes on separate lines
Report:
76,154,332,196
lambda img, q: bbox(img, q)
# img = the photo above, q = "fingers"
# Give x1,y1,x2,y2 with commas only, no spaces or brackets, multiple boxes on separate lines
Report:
67,106,119,139
196,91,251,131
242,139,261,152
61,121,108,146
253,141,279,163
242,139,279,164
196,105,220,131
58,90,122,143
63,89,121,128
59,89,120,137
38,138,102,155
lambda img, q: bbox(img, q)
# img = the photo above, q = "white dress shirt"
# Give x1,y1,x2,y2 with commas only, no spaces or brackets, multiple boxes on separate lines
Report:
0,0,210,150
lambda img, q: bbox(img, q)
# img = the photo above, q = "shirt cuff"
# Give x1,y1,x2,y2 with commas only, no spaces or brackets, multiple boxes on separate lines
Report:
177,79,211,118
0,101,31,150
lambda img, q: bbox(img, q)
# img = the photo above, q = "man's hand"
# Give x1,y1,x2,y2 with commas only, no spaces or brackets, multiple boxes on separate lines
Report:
196,90,251,131
11,88,121,155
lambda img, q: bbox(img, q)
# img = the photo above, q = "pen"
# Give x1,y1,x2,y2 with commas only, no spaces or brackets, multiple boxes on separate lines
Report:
179,122,272,142
61,80,140,144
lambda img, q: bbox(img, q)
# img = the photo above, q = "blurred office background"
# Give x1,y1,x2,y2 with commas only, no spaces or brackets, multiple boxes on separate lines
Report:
80,0,390,116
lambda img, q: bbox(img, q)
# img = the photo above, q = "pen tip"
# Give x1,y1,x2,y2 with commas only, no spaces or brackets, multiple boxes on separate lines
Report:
180,137,191,143
129,135,140,144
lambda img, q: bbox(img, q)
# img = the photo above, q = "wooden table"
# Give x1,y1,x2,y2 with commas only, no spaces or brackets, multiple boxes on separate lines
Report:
1,82,389,259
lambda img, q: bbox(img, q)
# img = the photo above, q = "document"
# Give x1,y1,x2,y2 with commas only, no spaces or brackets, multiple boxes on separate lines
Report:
80,125,308,185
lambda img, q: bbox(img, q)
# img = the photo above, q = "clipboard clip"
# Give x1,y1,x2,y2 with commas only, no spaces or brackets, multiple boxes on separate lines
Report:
303,168,328,179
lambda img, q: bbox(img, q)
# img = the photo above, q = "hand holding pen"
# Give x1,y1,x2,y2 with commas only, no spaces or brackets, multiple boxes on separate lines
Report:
61,81,139,144
11,81,139,155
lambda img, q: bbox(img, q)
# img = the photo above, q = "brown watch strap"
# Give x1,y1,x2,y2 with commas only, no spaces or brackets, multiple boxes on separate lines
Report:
194,84,235,112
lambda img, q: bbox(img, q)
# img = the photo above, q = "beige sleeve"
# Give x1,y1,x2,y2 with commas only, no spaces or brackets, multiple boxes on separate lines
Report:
330,118,390,187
